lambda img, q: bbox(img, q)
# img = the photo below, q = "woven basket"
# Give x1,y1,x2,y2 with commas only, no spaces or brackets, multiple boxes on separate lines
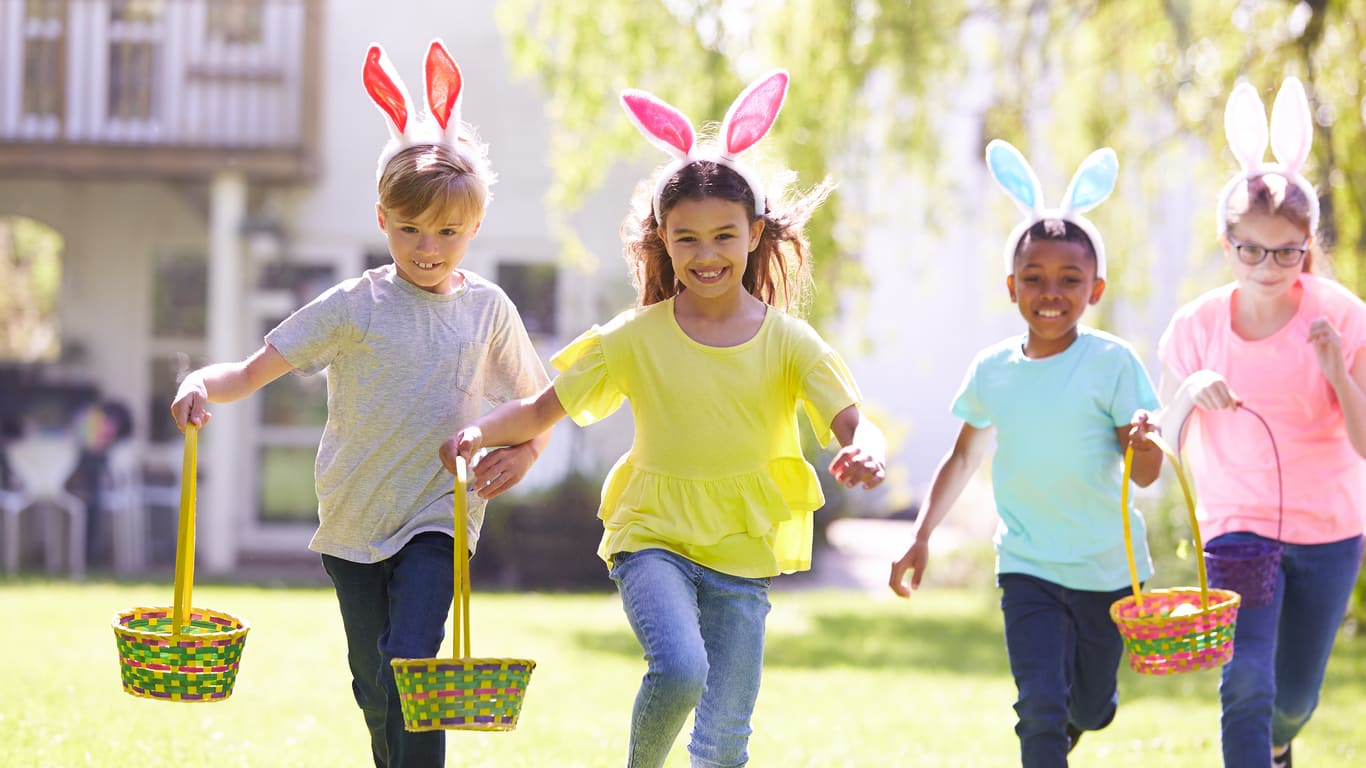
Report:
1202,406,1284,608
1110,433,1240,675
391,456,535,731
112,426,250,701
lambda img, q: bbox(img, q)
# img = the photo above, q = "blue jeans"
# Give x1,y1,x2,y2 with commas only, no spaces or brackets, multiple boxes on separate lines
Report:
322,532,455,768
609,549,772,768
1215,532,1363,768
999,573,1127,768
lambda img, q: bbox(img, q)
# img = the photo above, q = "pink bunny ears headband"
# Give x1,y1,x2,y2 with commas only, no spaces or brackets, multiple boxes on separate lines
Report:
620,70,789,218
985,139,1119,279
1215,77,1319,236
363,38,482,182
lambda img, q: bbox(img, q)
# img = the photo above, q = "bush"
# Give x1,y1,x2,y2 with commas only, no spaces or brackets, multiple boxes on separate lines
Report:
477,472,611,591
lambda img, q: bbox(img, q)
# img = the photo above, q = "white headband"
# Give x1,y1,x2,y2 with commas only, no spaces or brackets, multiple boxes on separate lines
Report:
620,70,789,218
1215,77,1319,237
985,139,1119,280
363,38,482,183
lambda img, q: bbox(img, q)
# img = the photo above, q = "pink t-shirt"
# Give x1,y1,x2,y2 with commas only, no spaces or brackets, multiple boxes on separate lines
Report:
1159,274,1366,544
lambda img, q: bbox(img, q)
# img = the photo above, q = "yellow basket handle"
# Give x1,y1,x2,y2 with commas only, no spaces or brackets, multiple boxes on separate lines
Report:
1120,432,1210,613
453,456,472,659
172,425,198,635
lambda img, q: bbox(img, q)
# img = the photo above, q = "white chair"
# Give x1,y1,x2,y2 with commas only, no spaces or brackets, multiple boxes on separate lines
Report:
2,434,85,579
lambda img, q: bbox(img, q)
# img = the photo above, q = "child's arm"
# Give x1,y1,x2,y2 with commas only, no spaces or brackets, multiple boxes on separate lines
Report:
888,421,993,598
828,405,887,489
464,431,552,500
1118,410,1162,488
170,344,294,430
440,382,567,480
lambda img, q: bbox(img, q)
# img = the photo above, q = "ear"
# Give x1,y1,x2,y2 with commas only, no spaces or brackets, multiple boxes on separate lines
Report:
748,217,765,252
364,44,412,141
722,69,788,158
1224,82,1269,172
1089,276,1107,305
1270,77,1312,175
986,140,1044,216
1006,273,1018,303
469,216,484,239
424,39,463,146
620,89,694,160
1061,148,1118,215
376,203,387,233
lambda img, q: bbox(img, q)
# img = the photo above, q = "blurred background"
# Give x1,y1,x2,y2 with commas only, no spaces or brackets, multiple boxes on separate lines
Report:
1,1,1363,615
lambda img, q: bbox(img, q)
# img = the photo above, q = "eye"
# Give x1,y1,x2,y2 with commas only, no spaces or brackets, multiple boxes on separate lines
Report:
440,228,461,236
400,226,419,234
1021,276,1040,284
1064,277,1082,285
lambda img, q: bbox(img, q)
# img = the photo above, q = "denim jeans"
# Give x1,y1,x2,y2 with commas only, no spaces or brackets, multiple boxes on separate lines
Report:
999,573,1127,768
1215,532,1363,768
609,548,772,768
322,532,455,768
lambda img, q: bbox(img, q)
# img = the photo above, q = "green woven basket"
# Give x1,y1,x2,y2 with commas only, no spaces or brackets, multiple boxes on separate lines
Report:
391,456,535,731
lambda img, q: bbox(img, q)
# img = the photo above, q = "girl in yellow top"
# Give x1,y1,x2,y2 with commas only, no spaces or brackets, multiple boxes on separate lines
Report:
442,71,885,768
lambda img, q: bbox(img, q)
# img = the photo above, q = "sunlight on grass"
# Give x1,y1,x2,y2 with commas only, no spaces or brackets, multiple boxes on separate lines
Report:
2,579,1363,766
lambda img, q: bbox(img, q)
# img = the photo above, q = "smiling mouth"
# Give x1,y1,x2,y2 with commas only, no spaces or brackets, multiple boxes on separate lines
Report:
413,260,441,270
693,267,727,282
1035,309,1065,318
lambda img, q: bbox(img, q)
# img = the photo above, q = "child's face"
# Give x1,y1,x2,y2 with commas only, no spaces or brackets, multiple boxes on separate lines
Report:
660,196,763,305
1007,239,1105,358
377,203,482,294
1222,210,1311,301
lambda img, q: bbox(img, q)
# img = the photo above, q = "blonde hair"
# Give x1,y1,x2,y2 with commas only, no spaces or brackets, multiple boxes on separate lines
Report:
378,140,493,223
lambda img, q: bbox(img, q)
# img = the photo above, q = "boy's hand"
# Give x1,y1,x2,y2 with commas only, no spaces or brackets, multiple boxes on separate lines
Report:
440,427,484,478
1127,409,1160,454
170,378,211,431
888,539,929,598
829,445,886,489
469,443,536,499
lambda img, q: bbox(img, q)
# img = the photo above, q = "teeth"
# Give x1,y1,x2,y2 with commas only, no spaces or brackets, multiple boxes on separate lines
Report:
416,261,436,269
1038,310,1062,318
696,270,722,279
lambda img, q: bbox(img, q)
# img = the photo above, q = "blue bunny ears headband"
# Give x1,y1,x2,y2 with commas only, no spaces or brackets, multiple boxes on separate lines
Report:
985,139,1119,279
1215,77,1318,237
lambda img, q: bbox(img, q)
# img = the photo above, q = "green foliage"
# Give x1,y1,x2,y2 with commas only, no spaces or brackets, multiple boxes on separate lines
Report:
0,216,63,362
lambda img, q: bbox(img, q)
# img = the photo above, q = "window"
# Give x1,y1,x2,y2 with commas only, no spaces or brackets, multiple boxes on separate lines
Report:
151,252,207,338
107,0,162,122
22,0,65,120
207,0,265,45
497,262,558,336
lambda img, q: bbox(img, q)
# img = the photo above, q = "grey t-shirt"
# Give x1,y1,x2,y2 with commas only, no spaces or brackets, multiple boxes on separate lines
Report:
265,264,550,563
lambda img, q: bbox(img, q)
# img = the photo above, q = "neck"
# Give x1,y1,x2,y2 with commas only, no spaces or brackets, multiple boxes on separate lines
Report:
1022,327,1079,359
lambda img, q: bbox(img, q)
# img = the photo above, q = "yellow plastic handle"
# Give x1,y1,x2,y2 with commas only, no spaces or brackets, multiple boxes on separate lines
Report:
1120,432,1209,614
453,456,471,659
172,425,198,635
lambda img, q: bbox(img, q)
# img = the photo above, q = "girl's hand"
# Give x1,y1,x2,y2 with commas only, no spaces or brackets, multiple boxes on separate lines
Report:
440,427,484,478
1188,369,1240,412
1309,316,1348,386
888,539,929,597
169,377,211,431
468,443,536,499
829,445,886,489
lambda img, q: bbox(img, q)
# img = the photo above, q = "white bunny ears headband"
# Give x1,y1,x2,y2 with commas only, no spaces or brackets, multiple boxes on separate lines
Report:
363,38,482,182
620,70,789,218
985,139,1119,280
1215,77,1318,237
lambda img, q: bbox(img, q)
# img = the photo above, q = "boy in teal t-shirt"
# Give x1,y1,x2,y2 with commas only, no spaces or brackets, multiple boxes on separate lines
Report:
889,141,1162,767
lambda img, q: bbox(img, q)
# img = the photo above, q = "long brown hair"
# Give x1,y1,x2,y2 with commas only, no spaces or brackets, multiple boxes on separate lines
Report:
1222,173,1328,274
622,159,829,315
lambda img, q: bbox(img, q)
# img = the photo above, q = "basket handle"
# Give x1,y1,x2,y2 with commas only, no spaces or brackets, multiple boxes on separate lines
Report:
1120,432,1211,613
453,456,472,659
172,425,199,635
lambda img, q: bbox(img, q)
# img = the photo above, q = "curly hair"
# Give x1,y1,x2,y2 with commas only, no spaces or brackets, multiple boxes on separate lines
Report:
622,159,830,316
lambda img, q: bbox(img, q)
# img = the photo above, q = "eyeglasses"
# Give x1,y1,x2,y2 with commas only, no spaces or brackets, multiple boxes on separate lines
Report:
1227,237,1309,268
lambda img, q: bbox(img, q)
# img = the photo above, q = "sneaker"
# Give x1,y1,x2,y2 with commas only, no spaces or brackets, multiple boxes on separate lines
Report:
1272,743,1292,768
1066,722,1083,754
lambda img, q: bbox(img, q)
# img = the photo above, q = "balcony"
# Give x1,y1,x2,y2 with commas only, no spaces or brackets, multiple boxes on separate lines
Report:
0,0,321,183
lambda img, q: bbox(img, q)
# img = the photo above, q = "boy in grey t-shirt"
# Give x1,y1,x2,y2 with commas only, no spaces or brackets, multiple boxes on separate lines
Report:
170,41,549,767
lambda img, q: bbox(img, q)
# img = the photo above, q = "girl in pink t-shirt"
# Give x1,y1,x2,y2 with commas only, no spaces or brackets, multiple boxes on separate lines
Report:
1154,78,1366,768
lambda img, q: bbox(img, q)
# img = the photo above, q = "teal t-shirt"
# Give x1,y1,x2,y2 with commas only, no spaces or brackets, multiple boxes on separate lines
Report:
953,327,1158,591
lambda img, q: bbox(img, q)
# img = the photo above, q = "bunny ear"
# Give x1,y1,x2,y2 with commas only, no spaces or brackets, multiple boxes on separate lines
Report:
620,89,694,160
424,39,463,140
1224,82,1269,171
1270,77,1313,175
363,44,412,139
985,139,1044,214
1061,148,1118,214
721,69,788,157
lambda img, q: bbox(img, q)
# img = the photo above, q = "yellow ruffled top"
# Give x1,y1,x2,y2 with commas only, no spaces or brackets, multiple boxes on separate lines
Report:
551,299,861,578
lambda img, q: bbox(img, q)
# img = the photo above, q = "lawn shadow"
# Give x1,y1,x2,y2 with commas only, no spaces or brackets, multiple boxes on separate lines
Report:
575,607,1009,676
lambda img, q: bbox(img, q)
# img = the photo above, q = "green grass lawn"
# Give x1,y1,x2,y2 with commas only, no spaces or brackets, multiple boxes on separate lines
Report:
2,578,1363,767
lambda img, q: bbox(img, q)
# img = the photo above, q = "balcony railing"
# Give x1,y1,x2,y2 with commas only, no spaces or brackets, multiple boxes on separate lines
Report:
0,0,321,181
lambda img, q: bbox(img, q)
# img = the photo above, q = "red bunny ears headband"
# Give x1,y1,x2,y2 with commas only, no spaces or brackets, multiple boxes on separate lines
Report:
363,38,482,182
1215,77,1319,237
620,70,789,218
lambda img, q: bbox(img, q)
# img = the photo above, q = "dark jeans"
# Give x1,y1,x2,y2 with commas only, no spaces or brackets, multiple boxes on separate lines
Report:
322,532,455,768
999,573,1127,768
